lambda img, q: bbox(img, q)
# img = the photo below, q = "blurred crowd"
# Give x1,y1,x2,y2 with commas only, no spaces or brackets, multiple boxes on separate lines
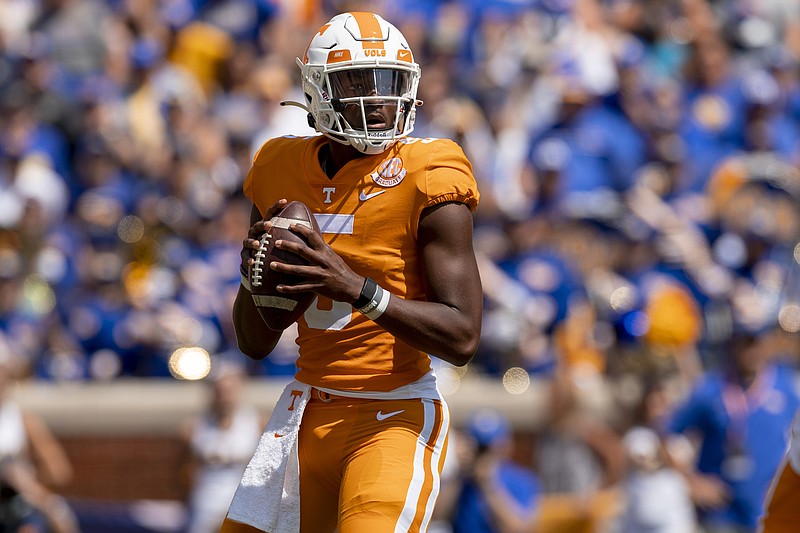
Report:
2,0,800,530
0,0,795,379
0,0,796,383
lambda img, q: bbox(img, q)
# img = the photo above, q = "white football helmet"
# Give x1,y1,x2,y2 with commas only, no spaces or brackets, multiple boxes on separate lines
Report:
288,12,421,155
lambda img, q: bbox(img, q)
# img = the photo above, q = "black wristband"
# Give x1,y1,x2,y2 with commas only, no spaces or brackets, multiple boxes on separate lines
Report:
352,277,377,309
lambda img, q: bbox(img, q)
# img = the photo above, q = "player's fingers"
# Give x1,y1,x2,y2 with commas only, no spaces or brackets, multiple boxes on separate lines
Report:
242,235,261,249
268,261,318,278
248,219,271,238
276,282,320,294
239,252,253,274
289,223,326,248
273,238,322,264
264,198,288,219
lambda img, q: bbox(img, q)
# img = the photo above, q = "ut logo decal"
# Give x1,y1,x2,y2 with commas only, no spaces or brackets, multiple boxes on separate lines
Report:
288,389,303,411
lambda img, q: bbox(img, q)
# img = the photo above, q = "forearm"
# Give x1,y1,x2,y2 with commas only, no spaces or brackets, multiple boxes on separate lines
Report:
370,296,480,367
232,286,282,359
367,202,482,367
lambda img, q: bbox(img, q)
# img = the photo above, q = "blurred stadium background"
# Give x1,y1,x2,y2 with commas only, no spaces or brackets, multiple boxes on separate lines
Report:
2,0,800,531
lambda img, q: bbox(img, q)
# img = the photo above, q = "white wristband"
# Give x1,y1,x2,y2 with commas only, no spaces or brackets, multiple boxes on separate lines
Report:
358,284,391,320
240,271,252,292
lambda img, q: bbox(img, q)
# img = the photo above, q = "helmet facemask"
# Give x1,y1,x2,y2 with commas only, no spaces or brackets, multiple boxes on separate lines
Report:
302,63,420,154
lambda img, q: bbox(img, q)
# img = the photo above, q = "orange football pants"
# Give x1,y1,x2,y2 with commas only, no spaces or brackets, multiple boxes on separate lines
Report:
220,391,449,533
759,456,800,533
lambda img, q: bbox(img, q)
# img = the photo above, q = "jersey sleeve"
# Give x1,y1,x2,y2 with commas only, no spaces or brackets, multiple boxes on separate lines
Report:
422,138,480,213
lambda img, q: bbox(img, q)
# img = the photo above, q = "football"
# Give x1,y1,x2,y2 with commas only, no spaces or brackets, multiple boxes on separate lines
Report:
249,201,321,331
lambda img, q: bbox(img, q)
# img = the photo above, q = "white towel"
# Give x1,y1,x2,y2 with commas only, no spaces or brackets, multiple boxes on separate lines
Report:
226,381,311,533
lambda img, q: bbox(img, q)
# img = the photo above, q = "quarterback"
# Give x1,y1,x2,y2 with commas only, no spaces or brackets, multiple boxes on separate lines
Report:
221,11,482,533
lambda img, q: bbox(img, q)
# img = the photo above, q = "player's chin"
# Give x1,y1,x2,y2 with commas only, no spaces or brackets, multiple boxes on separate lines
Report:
365,111,397,130
365,116,389,129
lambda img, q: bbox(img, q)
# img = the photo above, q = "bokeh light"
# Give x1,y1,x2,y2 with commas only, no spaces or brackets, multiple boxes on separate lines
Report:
168,346,211,380
778,305,800,333
23,275,56,315
118,215,145,243
90,349,122,380
436,366,461,396
609,286,636,312
502,367,530,395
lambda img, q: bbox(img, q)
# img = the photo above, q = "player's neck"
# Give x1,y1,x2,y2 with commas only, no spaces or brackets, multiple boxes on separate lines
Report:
320,142,363,179
319,148,335,180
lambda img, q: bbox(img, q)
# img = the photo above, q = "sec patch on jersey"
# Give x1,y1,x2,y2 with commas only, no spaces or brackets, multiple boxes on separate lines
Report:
249,201,321,331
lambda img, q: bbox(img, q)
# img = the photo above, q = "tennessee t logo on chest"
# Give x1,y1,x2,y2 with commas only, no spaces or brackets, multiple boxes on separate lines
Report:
322,187,336,203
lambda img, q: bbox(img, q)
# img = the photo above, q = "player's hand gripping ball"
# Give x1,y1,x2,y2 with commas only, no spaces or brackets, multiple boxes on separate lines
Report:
249,201,321,331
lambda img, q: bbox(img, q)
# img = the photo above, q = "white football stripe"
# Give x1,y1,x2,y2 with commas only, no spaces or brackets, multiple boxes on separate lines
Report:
313,214,354,235
270,216,312,230
252,295,298,311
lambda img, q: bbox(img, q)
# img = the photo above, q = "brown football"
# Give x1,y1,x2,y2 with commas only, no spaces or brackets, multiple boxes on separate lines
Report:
249,201,321,331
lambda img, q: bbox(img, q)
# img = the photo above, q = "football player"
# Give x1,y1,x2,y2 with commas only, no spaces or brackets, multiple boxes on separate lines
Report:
222,11,482,533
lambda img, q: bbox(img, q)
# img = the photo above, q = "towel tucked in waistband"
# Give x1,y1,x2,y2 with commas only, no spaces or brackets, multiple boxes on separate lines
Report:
226,380,311,533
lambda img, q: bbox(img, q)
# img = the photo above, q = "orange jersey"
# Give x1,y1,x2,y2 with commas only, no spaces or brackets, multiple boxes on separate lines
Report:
243,135,479,392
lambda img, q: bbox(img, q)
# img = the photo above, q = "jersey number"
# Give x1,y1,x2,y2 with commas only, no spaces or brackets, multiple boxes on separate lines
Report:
304,297,353,331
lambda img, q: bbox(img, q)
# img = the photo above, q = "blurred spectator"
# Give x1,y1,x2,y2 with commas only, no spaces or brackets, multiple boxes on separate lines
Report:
533,353,626,498
180,360,263,533
520,75,645,222
0,339,78,532
667,328,799,532
28,0,110,77
434,408,540,533
618,426,697,533
615,367,699,533
0,459,73,533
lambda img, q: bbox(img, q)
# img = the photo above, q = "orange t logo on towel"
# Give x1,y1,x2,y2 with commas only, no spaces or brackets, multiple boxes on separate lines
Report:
288,389,303,411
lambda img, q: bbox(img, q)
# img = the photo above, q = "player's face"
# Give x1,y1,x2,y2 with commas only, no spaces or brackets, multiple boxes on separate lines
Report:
329,68,411,132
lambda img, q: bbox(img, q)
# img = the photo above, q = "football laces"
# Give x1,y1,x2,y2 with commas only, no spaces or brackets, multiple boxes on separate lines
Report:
250,232,272,287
